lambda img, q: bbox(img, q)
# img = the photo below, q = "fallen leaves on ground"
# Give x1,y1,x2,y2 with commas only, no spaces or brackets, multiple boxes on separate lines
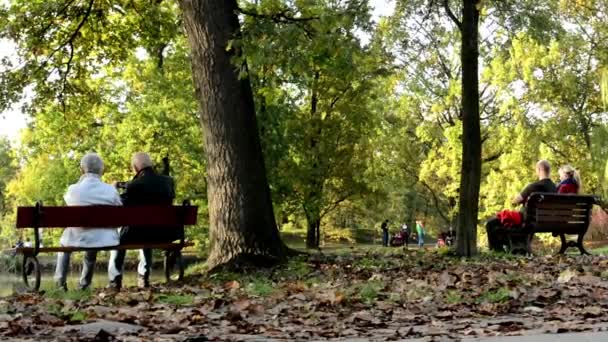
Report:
3,249,608,340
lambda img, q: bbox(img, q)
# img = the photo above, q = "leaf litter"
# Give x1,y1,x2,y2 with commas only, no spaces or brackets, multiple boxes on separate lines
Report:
3,250,608,340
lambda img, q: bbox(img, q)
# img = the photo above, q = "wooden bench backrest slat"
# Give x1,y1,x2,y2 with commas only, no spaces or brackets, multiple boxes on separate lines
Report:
16,205,198,228
525,193,595,232
13,241,195,253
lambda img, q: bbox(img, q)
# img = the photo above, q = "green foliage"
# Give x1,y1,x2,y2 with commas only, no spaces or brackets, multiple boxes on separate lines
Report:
477,287,511,304
357,280,385,303
156,293,194,306
445,290,464,304
246,278,275,297
45,288,92,301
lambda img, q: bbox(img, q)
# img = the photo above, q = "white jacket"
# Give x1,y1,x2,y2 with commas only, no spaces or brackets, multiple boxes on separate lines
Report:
59,173,122,247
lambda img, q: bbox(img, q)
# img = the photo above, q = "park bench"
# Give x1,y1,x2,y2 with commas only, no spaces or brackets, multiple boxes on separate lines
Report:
10,200,198,291
496,192,596,255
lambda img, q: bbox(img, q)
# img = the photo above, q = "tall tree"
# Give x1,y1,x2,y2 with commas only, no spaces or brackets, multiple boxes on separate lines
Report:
444,0,480,256
0,0,290,270
179,0,289,268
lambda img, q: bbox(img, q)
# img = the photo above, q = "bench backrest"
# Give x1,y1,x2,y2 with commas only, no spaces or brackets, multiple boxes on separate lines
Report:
524,193,595,234
16,205,198,228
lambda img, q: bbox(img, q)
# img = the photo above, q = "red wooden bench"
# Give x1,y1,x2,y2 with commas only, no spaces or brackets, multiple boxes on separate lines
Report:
10,200,198,291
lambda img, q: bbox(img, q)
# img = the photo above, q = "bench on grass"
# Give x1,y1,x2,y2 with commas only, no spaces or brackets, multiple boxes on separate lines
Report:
10,200,198,291
496,192,597,255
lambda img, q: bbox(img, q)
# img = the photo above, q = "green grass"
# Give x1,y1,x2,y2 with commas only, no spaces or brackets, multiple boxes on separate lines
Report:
185,262,208,276
592,246,608,255
274,257,311,280
46,303,87,322
246,278,275,297
155,294,194,306
445,290,464,304
477,287,511,303
357,280,385,303
45,288,92,301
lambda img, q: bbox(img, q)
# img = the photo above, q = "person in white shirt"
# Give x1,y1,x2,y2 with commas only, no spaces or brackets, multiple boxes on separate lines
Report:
54,153,122,291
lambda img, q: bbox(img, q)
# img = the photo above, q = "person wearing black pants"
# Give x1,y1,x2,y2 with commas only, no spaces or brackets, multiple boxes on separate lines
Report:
486,160,556,252
381,220,389,247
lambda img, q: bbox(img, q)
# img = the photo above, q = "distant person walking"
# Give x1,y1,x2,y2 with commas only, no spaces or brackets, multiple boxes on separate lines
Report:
401,223,410,247
416,220,425,248
381,220,389,247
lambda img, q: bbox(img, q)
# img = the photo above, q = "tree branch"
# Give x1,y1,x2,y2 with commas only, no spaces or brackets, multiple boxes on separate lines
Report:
443,0,462,31
237,6,319,23
420,181,450,224
56,0,95,110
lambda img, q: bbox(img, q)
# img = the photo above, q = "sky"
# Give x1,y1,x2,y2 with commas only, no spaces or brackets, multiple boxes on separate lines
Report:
0,0,395,142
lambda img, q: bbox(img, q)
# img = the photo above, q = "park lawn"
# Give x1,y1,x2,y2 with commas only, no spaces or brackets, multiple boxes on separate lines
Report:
2,248,608,340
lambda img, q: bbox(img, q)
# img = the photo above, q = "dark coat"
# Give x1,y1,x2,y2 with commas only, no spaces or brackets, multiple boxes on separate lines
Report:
119,167,182,244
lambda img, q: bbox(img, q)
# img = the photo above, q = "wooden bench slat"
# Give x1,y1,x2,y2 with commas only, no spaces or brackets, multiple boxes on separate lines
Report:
534,203,591,210
536,214,588,220
12,241,194,253
536,209,587,216
16,205,198,228
533,222,587,231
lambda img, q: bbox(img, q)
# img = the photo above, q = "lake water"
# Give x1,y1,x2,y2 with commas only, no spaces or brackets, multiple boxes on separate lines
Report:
0,255,170,297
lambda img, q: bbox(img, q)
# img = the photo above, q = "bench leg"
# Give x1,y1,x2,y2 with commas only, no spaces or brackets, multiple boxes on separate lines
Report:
526,234,533,256
557,234,569,254
164,250,184,282
576,233,591,255
22,255,41,292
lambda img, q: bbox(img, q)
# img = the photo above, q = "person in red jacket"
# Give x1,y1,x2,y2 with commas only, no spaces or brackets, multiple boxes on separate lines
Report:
556,165,581,194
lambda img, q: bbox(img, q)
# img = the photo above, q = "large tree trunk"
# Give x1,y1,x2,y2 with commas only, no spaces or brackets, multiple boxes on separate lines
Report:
179,0,289,270
456,0,481,257
305,215,321,249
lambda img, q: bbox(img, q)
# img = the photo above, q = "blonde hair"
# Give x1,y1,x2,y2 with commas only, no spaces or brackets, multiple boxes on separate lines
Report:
559,164,582,193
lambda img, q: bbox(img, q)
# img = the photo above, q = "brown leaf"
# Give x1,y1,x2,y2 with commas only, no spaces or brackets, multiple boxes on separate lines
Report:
578,275,601,285
583,306,602,318
438,271,457,290
232,299,251,312
224,280,241,290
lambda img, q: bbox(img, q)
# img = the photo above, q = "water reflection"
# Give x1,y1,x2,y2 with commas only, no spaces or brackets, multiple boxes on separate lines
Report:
0,269,166,297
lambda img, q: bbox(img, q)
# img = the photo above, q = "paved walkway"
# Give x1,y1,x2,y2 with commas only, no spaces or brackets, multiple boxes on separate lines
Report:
470,332,608,341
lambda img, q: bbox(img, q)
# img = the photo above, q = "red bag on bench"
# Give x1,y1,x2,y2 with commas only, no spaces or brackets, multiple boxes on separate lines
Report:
496,210,523,228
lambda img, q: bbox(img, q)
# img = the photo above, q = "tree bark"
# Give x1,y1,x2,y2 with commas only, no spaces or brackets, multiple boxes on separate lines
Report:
179,0,289,270
306,216,321,249
455,0,481,257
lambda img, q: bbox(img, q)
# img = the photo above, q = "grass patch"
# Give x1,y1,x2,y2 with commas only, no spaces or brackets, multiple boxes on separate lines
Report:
208,270,247,284
46,303,87,322
275,257,311,280
185,262,207,276
156,294,194,306
45,288,92,301
358,280,385,303
592,246,608,255
445,290,464,304
477,287,511,303
69,310,87,322
246,278,275,297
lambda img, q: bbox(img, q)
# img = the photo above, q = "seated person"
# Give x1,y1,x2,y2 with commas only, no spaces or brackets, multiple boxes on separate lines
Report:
556,164,581,194
54,153,122,290
108,152,177,289
485,160,557,252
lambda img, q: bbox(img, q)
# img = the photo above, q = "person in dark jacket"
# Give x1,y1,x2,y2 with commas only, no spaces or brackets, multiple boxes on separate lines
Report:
108,152,178,289
381,220,389,247
485,160,557,252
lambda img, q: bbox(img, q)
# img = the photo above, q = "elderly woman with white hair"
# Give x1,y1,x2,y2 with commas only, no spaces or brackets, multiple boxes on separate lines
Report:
54,152,122,291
